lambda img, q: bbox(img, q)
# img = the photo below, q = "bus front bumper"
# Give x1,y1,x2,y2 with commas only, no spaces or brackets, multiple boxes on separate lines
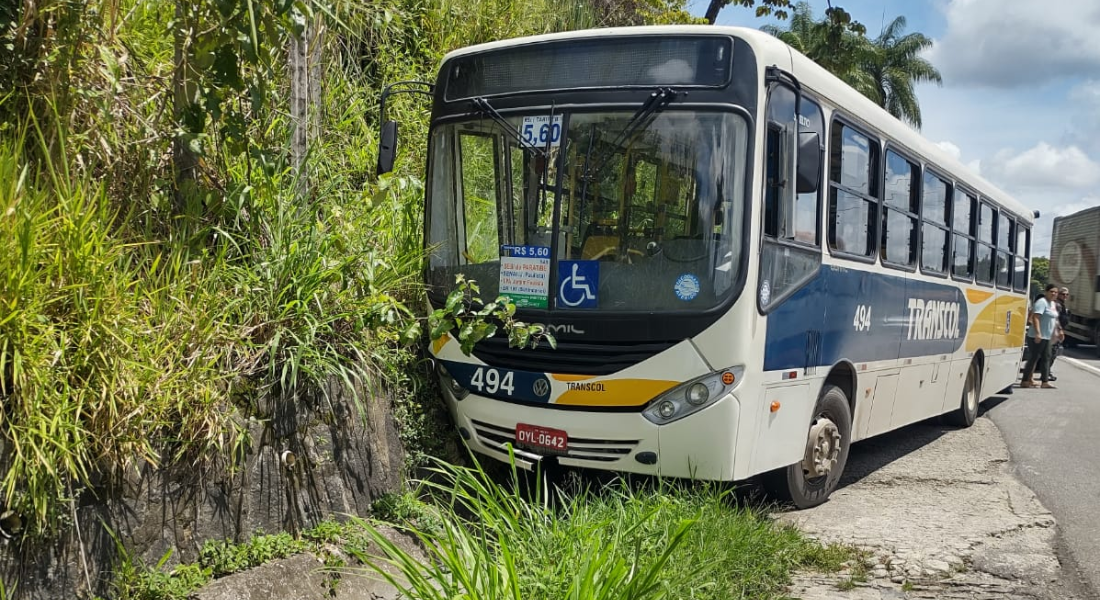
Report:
443,389,741,481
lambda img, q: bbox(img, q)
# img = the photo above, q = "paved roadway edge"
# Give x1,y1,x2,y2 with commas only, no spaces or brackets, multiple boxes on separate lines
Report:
1060,356,1100,378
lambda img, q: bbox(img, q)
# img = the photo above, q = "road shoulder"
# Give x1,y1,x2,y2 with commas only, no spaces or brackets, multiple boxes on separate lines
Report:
776,416,1084,599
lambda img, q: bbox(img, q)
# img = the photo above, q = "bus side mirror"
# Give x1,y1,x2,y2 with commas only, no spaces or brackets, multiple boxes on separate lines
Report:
796,132,822,194
377,120,398,175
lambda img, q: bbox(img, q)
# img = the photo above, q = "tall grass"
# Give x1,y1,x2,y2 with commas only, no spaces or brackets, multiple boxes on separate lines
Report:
0,0,702,542
351,458,850,600
0,119,429,537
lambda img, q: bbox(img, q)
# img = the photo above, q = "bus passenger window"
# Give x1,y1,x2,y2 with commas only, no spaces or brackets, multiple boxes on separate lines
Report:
1014,225,1030,292
828,122,879,257
951,190,976,279
881,150,918,267
920,171,950,274
975,201,996,285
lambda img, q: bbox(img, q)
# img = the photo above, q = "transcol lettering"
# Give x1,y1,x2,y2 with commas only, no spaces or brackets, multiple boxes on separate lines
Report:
906,299,961,341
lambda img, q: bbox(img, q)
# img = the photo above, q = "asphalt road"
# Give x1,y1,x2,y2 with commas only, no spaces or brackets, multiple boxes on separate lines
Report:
985,347,1100,598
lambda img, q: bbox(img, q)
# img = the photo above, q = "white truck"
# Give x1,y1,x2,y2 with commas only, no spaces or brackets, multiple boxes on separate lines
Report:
1050,206,1100,356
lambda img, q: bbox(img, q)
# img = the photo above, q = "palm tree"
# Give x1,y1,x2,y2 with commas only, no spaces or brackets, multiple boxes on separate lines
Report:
760,4,942,129
761,3,878,102
864,15,942,129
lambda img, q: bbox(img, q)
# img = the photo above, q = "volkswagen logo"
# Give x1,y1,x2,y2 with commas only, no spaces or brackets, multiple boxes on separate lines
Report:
532,378,550,398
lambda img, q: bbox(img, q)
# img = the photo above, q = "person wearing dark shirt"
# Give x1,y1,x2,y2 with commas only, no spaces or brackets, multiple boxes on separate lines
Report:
1050,287,1070,379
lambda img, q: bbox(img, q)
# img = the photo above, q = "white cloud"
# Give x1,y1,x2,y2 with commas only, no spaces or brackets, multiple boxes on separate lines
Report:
984,143,1100,191
936,141,961,160
1054,198,1100,217
933,140,982,174
1028,196,1100,257
928,0,1100,88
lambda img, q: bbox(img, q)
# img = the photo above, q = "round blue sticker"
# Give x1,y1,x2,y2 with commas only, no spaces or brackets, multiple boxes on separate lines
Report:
674,274,701,301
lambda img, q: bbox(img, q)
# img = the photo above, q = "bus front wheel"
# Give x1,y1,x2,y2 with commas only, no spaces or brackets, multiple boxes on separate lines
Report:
762,384,852,509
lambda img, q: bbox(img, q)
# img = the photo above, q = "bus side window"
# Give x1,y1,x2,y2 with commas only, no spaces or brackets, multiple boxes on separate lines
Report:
759,84,823,312
794,98,824,245
1014,225,1030,292
975,201,996,285
828,121,880,258
951,189,975,280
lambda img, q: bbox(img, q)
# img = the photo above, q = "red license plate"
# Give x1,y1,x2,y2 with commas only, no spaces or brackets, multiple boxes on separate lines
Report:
515,423,568,454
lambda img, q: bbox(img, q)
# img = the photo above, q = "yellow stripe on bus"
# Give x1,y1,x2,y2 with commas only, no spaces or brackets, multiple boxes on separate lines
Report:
555,379,679,407
964,296,1027,352
432,333,450,355
965,289,996,304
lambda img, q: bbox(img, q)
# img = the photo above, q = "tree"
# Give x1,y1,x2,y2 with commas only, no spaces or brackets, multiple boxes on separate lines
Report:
760,3,876,99
759,3,941,129
705,0,864,35
863,15,942,129
1031,257,1050,298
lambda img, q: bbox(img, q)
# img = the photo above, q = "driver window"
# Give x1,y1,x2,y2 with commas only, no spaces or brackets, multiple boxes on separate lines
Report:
759,84,823,312
459,132,500,263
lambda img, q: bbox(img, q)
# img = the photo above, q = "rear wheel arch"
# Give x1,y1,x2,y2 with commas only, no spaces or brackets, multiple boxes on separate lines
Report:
823,361,857,417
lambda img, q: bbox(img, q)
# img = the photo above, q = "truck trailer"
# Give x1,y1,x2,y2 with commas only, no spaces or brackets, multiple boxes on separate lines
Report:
1050,206,1100,356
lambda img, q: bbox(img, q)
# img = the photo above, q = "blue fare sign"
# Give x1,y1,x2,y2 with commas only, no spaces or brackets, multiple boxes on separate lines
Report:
557,260,599,309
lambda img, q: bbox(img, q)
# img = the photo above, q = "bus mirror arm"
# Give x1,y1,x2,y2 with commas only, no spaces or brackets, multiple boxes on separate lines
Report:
796,131,822,194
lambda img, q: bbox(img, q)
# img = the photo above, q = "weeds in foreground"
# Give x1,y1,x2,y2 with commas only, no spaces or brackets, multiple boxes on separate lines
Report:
349,456,856,600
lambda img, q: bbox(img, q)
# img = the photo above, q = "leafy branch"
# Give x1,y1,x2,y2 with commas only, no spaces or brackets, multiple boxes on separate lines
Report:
422,276,556,356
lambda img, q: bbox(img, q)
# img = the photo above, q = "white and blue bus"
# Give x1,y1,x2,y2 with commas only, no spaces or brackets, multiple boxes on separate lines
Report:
378,26,1034,507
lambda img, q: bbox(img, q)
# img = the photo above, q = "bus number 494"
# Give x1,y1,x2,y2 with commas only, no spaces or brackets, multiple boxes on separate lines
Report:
470,367,515,396
853,304,872,332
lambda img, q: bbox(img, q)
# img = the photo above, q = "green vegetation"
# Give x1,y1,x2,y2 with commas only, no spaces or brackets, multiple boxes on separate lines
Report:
1031,256,1050,298
354,458,854,600
104,461,855,599
762,2,941,128
0,0,702,545
760,2,941,128
108,520,377,600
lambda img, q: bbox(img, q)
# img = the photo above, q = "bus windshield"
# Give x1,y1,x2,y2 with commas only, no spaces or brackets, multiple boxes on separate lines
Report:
426,110,748,312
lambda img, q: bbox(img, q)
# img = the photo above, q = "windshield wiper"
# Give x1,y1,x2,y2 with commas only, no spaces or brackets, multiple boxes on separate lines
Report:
471,97,548,159
578,87,681,210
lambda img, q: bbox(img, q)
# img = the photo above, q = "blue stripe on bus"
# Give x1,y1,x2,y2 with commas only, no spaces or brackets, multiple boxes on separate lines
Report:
763,265,970,371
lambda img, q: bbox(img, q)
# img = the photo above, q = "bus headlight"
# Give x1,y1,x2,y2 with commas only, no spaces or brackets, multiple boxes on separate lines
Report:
643,367,743,425
687,383,710,405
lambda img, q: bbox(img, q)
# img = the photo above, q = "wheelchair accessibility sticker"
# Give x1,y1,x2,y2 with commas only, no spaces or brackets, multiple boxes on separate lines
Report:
557,260,599,308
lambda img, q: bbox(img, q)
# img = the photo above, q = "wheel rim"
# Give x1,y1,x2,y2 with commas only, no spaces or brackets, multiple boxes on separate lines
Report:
802,416,842,479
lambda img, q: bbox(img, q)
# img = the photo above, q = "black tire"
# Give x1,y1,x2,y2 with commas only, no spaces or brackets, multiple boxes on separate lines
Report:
946,362,980,427
762,384,852,509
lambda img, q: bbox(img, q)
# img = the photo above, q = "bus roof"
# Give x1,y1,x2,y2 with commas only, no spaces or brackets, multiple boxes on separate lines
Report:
441,25,1033,225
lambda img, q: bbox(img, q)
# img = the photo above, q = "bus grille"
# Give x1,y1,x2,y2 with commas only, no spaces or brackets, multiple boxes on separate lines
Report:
471,338,675,376
470,419,640,463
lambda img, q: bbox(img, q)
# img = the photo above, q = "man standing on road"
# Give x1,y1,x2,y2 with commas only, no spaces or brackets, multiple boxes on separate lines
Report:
1021,284,1060,389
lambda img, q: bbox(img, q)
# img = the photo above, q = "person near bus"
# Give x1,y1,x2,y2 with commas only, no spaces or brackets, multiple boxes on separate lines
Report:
1049,287,1071,379
1021,284,1060,388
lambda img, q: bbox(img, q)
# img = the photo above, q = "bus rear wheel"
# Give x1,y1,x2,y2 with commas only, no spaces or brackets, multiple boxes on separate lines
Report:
946,362,980,428
762,384,852,509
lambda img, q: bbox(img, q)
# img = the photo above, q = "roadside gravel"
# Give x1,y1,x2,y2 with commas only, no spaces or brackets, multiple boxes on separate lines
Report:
777,415,1087,599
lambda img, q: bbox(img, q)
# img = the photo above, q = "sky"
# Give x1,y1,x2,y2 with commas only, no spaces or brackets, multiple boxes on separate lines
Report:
687,0,1100,256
